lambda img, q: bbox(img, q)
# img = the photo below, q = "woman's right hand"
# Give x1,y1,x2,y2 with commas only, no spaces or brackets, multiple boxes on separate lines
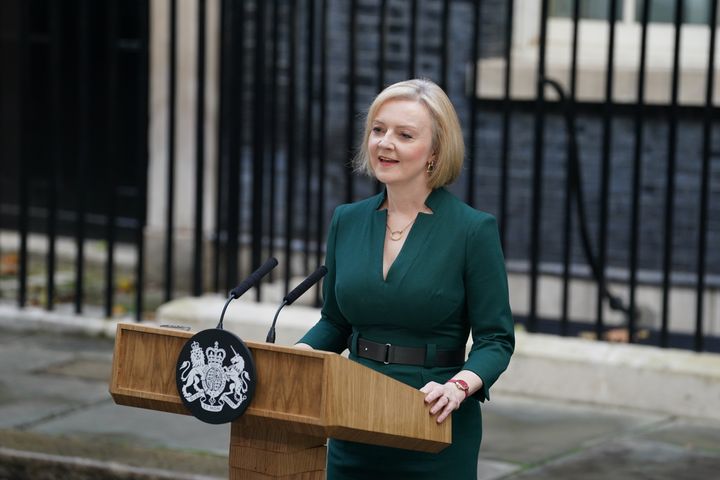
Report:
420,381,464,424
293,343,314,350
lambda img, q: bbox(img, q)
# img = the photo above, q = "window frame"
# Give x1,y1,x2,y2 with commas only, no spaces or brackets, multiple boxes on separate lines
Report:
473,0,720,106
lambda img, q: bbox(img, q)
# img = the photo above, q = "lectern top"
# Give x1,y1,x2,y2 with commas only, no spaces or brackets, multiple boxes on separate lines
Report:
110,322,450,452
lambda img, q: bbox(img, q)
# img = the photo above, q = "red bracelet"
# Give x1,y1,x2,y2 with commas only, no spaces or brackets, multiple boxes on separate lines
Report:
447,379,469,399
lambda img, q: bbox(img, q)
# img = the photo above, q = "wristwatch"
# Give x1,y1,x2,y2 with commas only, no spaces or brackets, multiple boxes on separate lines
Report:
447,379,469,399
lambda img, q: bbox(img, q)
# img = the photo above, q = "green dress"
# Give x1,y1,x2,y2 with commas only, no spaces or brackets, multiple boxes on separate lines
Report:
298,187,514,480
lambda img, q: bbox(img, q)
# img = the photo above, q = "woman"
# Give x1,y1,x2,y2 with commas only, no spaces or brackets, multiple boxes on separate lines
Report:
296,78,514,479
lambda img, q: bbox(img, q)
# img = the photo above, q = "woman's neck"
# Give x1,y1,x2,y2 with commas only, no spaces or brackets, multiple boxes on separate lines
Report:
384,184,433,215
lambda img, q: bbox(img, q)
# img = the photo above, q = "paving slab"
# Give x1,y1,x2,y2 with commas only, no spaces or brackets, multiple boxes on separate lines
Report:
0,399,93,430
0,448,223,480
0,362,110,430
41,355,113,382
0,431,227,479
2,328,116,353
507,437,720,480
0,329,115,431
0,329,25,342
480,393,666,465
477,459,520,480
0,379,13,404
31,402,231,456
0,340,76,373
641,417,720,453
9,371,109,409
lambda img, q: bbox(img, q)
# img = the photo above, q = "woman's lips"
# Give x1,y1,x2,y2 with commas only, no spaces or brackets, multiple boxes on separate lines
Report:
379,156,398,164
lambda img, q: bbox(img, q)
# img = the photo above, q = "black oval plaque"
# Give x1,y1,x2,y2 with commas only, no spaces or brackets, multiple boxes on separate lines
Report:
175,328,256,424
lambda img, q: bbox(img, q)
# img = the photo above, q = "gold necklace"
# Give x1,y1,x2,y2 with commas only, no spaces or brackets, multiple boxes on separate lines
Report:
386,215,416,241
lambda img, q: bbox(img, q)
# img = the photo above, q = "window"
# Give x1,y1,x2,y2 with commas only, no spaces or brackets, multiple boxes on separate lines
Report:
550,0,624,21
638,0,715,25
474,0,720,105
550,0,715,25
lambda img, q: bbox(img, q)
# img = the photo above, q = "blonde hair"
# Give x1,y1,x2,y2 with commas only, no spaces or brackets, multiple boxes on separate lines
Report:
354,78,464,189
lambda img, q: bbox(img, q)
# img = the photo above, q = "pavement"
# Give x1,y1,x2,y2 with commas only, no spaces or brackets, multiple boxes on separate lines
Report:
1,322,720,479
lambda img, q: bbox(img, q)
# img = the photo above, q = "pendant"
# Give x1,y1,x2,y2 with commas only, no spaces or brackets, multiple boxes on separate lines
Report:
389,231,403,241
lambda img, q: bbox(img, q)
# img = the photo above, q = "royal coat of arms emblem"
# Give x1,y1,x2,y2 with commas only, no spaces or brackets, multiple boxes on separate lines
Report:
175,329,256,424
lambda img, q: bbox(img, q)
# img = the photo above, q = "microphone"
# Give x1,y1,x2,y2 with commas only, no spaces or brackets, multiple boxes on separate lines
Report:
229,257,279,299
216,257,279,329
266,265,328,343
284,265,328,306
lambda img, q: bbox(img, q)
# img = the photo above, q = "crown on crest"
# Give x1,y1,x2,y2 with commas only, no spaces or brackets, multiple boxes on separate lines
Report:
206,341,226,366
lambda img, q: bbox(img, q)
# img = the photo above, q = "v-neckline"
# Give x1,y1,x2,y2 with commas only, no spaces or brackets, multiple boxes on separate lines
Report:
374,188,443,283
380,209,415,282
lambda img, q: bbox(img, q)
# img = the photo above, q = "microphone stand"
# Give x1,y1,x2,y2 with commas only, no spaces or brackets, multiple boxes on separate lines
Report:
266,300,288,343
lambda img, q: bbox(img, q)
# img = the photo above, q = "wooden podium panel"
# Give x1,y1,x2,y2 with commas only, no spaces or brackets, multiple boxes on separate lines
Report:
229,418,326,479
110,324,190,415
110,323,451,478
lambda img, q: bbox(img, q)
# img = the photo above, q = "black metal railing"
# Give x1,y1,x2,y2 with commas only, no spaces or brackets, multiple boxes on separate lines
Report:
0,0,149,318
1,0,718,353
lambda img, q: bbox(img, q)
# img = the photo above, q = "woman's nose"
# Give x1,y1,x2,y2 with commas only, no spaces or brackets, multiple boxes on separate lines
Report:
378,135,392,149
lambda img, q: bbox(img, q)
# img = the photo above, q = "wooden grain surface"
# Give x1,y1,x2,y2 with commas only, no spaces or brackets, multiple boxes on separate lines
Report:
109,324,191,414
229,470,324,480
231,418,325,453
324,355,451,452
110,323,451,452
229,444,326,476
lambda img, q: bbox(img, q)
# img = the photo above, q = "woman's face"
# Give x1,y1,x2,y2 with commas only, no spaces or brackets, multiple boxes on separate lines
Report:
368,99,435,191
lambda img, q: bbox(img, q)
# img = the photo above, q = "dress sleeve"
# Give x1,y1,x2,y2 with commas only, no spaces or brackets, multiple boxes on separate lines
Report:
296,206,352,352
463,214,515,402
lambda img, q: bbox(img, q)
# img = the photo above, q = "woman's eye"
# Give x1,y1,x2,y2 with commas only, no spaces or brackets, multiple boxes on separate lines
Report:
372,127,383,134
401,132,413,139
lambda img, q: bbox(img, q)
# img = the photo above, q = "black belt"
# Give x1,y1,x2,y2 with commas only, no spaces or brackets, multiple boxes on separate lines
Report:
353,337,465,367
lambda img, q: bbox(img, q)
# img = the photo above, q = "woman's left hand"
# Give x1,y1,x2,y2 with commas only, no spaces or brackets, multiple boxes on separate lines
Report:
420,381,465,424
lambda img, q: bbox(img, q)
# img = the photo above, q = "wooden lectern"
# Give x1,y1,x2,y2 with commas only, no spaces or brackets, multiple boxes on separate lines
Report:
110,323,451,479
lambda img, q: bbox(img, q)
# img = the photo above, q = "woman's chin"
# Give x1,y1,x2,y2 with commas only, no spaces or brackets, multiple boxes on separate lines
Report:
372,170,395,185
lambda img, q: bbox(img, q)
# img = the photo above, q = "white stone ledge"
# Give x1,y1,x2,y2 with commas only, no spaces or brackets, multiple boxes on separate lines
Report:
499,330,720,421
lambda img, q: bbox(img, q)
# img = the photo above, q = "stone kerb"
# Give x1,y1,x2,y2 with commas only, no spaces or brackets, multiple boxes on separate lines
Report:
497,331,720,422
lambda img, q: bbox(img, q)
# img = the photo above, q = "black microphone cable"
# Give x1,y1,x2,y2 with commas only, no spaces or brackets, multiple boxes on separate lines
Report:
541,77,634,322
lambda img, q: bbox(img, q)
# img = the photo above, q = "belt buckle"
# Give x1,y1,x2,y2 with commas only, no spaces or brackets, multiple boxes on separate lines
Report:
384,343,392,364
